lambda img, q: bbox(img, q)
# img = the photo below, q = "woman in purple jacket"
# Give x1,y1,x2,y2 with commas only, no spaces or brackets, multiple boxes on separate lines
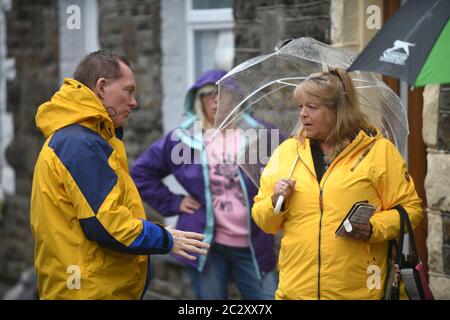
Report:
131,69,277,300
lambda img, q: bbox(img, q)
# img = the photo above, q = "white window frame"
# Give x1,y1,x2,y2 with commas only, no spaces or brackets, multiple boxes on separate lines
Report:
0,0,15,195
83,0,99,54
185,0,233,84
58,0,99,82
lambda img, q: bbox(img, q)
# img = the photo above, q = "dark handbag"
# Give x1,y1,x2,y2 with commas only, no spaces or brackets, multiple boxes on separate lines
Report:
384,239,400,300
384,205,434,300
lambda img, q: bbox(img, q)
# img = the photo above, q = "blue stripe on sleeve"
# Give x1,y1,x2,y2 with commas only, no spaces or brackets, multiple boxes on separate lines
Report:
49,124,117,214
130,220,173,253
79,216,173,255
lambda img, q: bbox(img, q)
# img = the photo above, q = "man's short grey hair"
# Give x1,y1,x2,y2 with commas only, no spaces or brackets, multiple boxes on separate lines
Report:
74,50,131,90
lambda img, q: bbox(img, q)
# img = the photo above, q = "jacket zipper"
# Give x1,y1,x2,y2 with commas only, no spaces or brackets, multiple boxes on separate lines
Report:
350,141,376,172
318,188,323,300
298,135,365,300
298,155,323,300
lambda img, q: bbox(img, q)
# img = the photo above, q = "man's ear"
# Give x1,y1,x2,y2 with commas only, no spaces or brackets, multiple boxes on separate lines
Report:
94,77,107,99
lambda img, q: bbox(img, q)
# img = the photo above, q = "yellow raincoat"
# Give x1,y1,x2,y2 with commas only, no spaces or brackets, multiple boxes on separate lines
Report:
252,130,422,299
30,79,172,299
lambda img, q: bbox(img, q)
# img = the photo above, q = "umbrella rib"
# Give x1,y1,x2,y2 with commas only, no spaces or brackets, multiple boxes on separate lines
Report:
276,80,304,87
405,0,441,39
356,90,407,129
250,78,305,106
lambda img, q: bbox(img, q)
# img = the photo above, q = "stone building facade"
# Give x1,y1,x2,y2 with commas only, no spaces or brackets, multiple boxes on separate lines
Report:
1,0,449,300
0,0,60,294
98,0,164,166
234,0,330,64
423,84,450,299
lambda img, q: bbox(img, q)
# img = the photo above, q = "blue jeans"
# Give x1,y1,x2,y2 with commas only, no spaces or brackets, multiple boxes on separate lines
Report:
188,243,277,300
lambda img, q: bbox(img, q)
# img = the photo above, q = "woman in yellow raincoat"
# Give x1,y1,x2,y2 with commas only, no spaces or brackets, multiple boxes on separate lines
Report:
252,69,422,300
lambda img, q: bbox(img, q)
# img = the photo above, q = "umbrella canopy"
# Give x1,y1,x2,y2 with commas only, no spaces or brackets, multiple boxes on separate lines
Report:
214,37,408,187
348,0,450,87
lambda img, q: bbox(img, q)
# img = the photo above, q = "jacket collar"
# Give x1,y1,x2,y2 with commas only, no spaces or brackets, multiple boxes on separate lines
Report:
36,78,117,141
296,129,380,177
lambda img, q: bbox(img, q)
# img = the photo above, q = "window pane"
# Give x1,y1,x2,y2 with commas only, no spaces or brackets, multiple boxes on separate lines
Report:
192,0,232,10
194,29,234,79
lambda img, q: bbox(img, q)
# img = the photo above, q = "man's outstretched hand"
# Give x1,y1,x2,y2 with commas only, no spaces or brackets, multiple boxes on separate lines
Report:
166,226,209,260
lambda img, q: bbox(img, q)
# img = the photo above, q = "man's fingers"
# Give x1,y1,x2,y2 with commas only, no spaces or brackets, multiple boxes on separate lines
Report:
172,241,209,260
182,244,208,255
184,238,210,249
180,231,207,241
173,249,197,261
169,227,209,260
169,228,207,241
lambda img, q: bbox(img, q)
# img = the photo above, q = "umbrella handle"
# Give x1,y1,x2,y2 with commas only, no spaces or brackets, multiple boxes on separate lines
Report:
273,155,299,214
274,195,285,214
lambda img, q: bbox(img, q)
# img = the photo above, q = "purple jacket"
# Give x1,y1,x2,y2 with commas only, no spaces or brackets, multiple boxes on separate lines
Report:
131,70,276,276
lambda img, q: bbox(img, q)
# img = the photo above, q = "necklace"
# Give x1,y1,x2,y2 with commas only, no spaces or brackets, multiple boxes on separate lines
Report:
322,151,332,167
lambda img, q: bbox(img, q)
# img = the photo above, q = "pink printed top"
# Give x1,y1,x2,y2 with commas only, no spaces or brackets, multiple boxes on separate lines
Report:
205,131,249,248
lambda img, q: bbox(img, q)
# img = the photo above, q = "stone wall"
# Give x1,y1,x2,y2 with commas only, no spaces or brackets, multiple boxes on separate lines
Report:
234,0,330,64
0,0,59,295
98,0,186,299
423,84,450,299
330,0,382,51
98,0,163,166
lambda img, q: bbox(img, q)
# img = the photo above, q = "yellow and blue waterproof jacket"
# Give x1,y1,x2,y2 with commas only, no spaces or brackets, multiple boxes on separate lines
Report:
30,78,173,300
252,130,423,299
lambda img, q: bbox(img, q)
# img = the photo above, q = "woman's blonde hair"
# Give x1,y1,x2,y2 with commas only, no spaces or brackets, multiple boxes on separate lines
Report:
293,68,375,162
194,84,217,129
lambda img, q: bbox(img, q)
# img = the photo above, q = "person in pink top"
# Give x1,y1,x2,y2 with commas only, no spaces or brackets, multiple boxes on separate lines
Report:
206,129,249,248
132,70,278,299
189,80,277,299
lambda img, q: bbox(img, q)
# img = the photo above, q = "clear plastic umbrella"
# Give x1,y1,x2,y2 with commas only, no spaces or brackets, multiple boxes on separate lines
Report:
213,37,408,193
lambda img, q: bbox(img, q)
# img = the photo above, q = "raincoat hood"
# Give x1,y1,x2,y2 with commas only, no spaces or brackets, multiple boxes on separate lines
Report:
183,69,227,115
36,78,115,139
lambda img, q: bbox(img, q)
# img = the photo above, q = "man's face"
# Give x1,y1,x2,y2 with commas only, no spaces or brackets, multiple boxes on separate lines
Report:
101,62,137,128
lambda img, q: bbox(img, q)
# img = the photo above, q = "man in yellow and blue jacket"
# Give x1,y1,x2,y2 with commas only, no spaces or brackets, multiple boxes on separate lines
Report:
30,51,208,300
